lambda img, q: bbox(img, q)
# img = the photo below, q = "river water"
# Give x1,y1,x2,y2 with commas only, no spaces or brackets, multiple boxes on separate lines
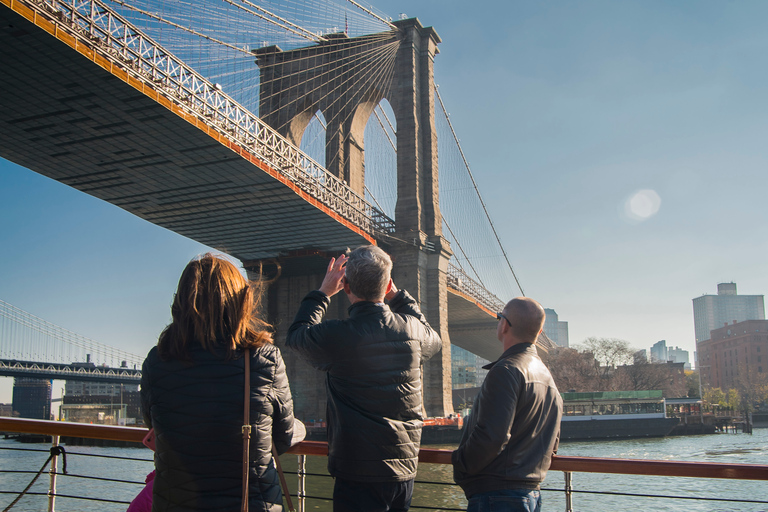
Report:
1,430,766,512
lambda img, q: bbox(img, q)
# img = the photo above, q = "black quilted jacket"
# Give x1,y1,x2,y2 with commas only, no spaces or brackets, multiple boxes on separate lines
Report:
286,289,442,482
141,343,296,512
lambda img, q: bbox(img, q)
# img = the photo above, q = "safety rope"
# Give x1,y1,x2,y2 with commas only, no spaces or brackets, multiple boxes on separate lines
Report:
2,445,67,512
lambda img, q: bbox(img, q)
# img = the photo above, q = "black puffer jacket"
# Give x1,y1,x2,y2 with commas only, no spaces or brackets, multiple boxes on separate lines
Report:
286,289,442,482
141,343,296,512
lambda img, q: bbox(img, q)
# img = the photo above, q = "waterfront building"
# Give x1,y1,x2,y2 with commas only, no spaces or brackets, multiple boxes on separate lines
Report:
12,377,51,420
698,319,768,391
692,283,765,344
544,308,570,347
62,381,142,425
451,345,489,388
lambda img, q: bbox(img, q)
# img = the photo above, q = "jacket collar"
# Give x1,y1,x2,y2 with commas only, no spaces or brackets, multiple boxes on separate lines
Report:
348,300,389,316
482,342,536,370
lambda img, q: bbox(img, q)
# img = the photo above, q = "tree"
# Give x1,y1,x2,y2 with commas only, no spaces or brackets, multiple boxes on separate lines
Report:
613,352,687,397
703,387,726,407
685,371,700,398
576,337,635,375
544,347,601,392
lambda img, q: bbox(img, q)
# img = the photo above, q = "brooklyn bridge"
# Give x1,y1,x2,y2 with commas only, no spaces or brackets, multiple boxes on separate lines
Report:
0,0,554,420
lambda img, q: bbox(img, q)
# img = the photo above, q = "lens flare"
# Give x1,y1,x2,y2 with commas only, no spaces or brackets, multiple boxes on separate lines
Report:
624,189,661,221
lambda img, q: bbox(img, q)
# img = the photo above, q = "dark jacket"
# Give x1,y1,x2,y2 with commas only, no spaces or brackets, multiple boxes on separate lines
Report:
452,343,562,497
141,343,297,512
286,289,442,482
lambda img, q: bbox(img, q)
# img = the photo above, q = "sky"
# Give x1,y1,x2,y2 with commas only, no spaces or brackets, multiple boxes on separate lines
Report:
2,0,768,402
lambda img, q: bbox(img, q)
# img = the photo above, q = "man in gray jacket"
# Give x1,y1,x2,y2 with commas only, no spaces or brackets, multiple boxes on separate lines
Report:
452,297,562,512
287,245,442,512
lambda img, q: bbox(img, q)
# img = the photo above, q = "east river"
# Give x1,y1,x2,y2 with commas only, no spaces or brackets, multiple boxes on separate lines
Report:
1,429,767,512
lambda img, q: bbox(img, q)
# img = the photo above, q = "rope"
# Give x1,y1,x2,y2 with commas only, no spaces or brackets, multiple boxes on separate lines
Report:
2,446,67,512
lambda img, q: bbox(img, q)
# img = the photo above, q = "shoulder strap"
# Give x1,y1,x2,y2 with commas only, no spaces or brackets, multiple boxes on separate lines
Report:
241,348,251,512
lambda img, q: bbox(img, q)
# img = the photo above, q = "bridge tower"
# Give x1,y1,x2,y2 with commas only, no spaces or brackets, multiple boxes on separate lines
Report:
250,19,453,418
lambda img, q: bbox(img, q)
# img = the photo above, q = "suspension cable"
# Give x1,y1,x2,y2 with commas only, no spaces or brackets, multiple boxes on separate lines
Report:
435,86,525,296
344,0,396,29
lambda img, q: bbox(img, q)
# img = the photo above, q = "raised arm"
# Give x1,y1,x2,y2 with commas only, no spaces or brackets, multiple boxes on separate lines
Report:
387,285,442,360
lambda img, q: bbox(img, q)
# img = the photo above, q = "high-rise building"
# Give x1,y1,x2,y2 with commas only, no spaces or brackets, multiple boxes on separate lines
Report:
650,340,668,362
12,377,52,420
649,340,690,369
692,283,765,344
543,308,569,347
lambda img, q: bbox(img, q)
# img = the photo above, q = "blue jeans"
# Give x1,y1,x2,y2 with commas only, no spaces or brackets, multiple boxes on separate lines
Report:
333,477,414,512
466,489,542,512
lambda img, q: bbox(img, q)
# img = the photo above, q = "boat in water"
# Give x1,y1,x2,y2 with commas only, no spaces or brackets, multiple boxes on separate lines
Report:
560,390,679,441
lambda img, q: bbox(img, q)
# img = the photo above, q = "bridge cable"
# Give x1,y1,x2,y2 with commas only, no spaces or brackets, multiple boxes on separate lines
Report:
435,87,525,296
257,34,397,115
261,36,399,139
107,0,253,55
219,0,327,42
248,33,397,120
442,218,486,287
344,0,397,29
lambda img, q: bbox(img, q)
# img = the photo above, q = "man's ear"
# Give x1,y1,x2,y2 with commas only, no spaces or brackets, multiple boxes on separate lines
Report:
385,278,393,295
343,277,351,295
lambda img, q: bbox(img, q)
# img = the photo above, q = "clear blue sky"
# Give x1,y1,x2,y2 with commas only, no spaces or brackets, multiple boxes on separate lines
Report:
3,0,768,401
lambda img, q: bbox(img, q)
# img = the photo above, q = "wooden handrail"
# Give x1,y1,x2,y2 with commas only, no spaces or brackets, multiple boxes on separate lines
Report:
3,417,767,481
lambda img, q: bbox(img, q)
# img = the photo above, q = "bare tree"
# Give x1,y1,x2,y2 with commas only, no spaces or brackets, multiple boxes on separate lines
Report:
577,337,635,370
544,347,601,392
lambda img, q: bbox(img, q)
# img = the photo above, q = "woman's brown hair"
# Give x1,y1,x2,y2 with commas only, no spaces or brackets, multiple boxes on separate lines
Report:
158,254,272,360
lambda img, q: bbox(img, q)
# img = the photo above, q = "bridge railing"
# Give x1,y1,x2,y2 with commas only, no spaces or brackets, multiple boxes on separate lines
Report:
20,0,394,237
1,417,767,512
446,263,506,313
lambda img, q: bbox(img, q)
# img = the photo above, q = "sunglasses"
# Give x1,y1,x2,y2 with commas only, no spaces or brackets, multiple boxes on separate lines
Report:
496,312,511,327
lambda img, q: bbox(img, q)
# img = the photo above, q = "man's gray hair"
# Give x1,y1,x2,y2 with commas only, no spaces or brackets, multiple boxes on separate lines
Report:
345,245,393,301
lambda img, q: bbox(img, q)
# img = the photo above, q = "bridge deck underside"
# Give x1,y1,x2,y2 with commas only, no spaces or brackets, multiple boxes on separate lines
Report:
447,288,501,362
0,7,369,261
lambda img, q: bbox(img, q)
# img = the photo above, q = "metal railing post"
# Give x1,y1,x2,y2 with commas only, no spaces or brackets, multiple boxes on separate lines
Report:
48,435,59,512
563,471,573,512
297,454,306,512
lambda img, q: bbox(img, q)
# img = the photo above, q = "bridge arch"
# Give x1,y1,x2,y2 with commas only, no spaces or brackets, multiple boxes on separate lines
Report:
298,109,327,166
361,98,397,219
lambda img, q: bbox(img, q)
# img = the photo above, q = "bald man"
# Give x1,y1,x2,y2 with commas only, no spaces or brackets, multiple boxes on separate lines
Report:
452,297,563,512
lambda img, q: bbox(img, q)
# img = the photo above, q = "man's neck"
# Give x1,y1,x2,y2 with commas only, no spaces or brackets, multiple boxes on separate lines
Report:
347,294,385,305
502,337,531,352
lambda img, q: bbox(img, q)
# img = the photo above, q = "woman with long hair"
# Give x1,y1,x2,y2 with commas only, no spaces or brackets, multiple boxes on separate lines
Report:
141,254,301,512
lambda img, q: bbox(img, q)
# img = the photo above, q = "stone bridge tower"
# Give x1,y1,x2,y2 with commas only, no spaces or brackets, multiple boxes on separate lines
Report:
250,19,453,418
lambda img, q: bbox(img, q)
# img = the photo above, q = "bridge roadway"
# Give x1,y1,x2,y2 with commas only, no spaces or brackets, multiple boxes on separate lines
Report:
0,358,141,384
0,0,519,364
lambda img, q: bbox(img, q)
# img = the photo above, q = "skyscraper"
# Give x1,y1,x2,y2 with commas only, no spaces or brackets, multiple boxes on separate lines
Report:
692,283,764,344
543,308,569,347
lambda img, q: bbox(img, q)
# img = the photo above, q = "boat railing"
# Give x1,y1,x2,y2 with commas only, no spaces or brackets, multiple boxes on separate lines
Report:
2,417,768,512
